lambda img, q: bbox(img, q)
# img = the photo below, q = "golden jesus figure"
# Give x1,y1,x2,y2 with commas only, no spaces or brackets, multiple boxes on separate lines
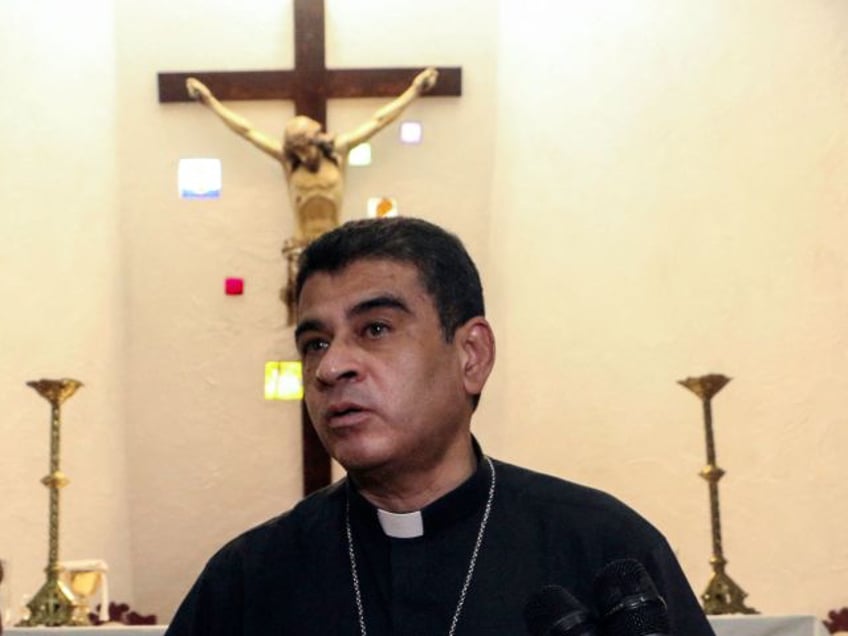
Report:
185,68,438,244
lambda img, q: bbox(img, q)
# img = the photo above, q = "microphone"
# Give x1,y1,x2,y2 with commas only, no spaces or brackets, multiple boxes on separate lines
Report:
591,559,670,636
524,585,598,636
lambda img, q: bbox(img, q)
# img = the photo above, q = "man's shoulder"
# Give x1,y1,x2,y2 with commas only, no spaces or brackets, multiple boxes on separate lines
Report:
209,479,346,564
493,457,629,508
491,458,664,538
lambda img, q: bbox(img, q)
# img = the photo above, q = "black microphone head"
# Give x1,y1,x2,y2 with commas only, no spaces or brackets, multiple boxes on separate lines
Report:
592,559,670,636
524,585,596,636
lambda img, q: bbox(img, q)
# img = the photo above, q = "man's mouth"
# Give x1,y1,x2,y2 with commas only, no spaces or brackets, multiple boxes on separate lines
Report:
331,405,361,417
326,403,368,426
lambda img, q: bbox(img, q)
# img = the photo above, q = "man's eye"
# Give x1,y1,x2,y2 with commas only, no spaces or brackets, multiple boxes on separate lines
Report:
300,339,329,355
364,323,389,339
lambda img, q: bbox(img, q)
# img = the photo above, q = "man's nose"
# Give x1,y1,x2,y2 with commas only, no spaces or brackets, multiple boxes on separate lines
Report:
314,340,361,385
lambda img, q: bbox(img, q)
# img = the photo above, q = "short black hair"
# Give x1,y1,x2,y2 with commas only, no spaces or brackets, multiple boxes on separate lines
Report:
295,217,484,341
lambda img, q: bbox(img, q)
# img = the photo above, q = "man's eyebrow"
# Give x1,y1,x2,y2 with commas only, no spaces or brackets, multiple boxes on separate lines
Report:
294,319,325,341
350,294,411,317
294,295,411,341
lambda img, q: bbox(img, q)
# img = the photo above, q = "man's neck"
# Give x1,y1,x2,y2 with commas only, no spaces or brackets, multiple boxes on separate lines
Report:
351,444,477,513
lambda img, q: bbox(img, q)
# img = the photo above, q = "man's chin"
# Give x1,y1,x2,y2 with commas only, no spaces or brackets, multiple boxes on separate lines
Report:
329,441,393,474
334,452,386,474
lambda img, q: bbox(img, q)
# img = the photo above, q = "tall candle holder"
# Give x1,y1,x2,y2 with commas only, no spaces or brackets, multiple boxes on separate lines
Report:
678,373,757,615
18,378,84,627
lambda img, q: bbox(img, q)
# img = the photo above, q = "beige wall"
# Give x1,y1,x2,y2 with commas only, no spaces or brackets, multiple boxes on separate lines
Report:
485,0,848,617
0,0,134,618
1,0,845,624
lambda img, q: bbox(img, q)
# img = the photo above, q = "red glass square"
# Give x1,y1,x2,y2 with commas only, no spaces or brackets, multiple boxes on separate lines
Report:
225,278,244,295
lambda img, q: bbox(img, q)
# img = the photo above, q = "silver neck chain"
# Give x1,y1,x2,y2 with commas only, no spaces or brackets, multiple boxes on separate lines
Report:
345,456,497,636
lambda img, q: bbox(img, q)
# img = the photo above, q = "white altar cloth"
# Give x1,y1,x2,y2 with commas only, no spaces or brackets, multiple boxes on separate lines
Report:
709,614,829,636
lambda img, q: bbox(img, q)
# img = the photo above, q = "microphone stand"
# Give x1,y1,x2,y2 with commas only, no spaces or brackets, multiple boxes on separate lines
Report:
679,374,758,615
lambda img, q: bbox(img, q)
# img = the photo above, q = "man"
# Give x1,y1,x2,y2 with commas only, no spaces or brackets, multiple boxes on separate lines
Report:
166,217,715,635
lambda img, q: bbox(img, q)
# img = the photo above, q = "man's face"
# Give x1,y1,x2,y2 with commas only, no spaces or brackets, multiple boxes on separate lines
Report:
295,259,474,476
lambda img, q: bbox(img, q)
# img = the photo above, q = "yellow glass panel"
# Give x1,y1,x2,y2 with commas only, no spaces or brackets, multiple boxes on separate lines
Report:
264,361,303,400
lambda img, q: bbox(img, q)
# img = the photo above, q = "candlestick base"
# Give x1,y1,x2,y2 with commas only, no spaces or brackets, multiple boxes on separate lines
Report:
702,568,758,615
17,573,78,627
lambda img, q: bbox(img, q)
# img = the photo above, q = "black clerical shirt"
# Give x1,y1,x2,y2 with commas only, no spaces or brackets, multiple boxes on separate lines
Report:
166,447,715,635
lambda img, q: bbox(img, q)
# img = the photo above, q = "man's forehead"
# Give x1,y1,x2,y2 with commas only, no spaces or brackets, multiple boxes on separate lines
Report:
304,257,421,287
298,258,427,309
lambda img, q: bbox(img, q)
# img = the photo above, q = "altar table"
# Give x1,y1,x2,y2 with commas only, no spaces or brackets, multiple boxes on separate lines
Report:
5,627,166,636
3,614,830,635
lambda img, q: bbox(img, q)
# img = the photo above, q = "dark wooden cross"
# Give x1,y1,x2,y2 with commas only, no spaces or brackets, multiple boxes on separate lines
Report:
158,0,462,497
158,0,462,126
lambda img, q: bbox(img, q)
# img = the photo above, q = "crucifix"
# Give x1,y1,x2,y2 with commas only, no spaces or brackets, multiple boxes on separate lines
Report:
158,0,462,496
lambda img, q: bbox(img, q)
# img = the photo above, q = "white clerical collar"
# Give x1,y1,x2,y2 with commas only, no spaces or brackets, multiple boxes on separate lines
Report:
376,508,424,538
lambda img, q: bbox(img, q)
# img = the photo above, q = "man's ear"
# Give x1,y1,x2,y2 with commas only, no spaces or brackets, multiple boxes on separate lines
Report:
455,317,496,396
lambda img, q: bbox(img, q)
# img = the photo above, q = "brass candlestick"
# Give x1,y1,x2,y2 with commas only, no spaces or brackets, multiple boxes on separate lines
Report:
19,378,84,626
678,374,757,615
